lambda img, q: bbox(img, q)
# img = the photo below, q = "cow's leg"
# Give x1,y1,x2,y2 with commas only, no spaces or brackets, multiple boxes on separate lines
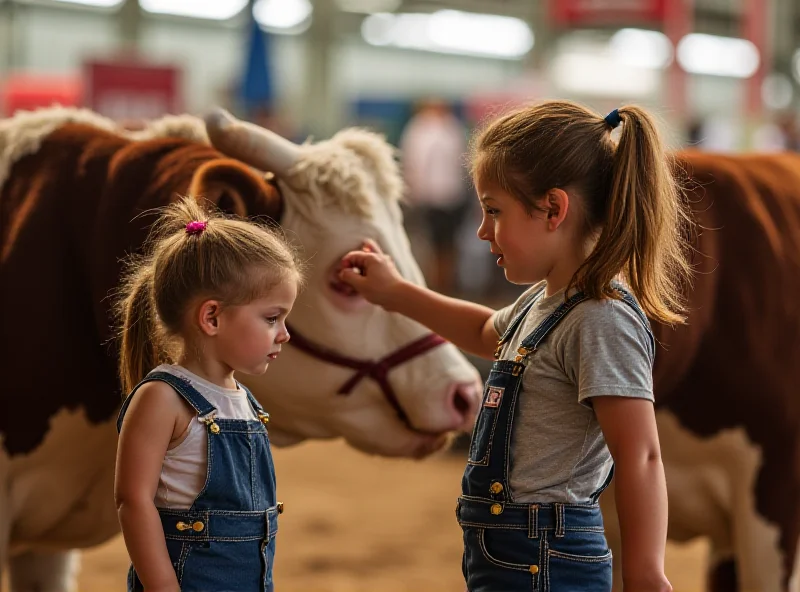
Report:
707,551,737,591
789,541,800,592
8,550,80,592
723,435,783,591
728,499,783,591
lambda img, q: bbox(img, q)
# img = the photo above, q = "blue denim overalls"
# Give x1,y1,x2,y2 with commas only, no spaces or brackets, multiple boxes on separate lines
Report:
457,286,654,591
117,371,281,592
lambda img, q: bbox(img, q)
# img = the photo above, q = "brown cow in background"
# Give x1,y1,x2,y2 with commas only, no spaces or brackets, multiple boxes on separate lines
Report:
602,151,800,591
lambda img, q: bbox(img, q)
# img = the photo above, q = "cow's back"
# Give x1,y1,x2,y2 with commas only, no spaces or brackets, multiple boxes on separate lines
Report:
0,126,128,456
1,124,210,452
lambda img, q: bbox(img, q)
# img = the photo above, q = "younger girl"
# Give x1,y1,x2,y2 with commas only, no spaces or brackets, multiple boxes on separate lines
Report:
114,197,303,592
339,101,691,591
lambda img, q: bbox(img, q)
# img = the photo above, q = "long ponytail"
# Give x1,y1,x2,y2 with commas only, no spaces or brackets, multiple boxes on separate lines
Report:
576,106,693,324
117,261,166,394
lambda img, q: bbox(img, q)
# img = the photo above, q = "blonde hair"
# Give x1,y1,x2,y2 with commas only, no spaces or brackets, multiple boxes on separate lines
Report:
472,100,693,324
116,197,304,393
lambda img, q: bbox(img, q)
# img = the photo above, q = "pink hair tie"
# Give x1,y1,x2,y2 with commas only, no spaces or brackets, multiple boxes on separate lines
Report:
185,220,208,235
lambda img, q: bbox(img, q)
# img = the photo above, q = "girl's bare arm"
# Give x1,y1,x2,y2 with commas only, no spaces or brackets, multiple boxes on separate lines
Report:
115,382,186,592
594,396,672,592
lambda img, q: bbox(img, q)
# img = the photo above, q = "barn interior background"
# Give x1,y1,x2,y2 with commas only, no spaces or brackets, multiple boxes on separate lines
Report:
2,0,798,589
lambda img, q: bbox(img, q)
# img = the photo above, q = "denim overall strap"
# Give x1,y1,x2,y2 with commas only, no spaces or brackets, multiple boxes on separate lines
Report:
612,283,656,356
116,371,217,433
515,290,590,356
240,383,271,424
190,411,275,513
493,285,546,360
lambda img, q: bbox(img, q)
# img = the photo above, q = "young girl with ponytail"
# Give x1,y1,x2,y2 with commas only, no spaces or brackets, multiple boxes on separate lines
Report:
339,101,691,591
114,197,303,592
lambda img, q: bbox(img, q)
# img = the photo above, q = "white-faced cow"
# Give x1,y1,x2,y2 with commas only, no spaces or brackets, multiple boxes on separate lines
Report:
0,107,482,591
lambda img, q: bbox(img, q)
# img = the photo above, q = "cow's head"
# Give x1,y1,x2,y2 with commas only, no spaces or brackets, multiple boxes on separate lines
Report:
205,110,481,457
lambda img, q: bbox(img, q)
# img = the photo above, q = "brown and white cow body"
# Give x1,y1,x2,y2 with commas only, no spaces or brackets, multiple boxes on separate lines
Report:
0,107,482,591
602,152,800,591
3,108,800,592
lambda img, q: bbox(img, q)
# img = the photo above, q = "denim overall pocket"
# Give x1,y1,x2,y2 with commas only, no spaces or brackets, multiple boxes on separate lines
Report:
462,526,541,591
546,529,612,591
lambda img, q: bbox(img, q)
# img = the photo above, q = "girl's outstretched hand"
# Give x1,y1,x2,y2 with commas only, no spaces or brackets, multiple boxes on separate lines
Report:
339,239,407,310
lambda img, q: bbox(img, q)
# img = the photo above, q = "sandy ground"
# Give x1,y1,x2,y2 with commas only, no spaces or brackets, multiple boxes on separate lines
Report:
5,440,709,592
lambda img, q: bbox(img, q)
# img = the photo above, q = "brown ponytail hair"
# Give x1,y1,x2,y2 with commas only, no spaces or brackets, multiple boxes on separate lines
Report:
116,197,304,393
471,100,692,324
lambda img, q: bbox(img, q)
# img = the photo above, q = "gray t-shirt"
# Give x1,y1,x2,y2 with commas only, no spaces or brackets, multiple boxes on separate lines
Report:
492,282,655,504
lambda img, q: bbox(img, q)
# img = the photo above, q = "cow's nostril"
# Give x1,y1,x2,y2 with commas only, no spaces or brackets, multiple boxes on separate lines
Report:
451,383,480,427
453,387,472,416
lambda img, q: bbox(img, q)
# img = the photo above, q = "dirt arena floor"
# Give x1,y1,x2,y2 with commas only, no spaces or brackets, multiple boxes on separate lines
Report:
6,440,710,592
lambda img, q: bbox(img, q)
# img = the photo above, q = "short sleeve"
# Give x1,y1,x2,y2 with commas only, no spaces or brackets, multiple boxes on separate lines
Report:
559,299,655,404
492,282,546,337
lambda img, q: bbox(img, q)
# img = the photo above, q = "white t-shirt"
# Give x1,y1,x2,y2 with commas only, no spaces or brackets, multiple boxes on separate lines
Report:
150,364,258,509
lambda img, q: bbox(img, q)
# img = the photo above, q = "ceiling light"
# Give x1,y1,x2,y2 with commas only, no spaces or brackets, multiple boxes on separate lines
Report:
140,0,247,20
361,10,533,59
677,33,759,78
253,0,313,33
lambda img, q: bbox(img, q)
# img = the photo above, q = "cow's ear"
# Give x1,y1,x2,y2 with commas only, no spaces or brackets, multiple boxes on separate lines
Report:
187,158,283,224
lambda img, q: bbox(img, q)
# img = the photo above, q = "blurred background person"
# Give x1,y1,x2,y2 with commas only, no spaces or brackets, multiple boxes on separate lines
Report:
399,98,469,294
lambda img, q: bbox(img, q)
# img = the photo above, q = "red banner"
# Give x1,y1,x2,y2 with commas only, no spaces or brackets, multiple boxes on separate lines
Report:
84,59,182,121
550,0,668,26
1,74,81,116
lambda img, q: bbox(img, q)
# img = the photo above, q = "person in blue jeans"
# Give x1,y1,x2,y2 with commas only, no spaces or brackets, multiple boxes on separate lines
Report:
339,101,690,591
114,197,303,592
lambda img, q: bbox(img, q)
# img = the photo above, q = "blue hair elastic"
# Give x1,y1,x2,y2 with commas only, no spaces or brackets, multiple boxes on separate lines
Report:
604,109,622,129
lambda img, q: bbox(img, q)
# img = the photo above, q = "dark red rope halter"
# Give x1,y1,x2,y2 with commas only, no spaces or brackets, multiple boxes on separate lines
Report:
263,179,447,426
285,323,446,425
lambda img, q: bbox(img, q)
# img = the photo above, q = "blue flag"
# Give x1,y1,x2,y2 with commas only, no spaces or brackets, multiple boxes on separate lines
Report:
240,15,273,113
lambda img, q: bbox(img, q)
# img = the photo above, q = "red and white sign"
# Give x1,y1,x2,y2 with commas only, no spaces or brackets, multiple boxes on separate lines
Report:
84,59,182,121
550,0,668,27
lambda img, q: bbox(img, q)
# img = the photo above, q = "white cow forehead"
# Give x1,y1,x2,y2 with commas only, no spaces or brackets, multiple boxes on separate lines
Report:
283,128,404,220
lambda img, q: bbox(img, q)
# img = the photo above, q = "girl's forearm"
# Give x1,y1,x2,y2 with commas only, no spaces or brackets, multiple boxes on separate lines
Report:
613,452,669,587
118,500,179,590
386,282,497,359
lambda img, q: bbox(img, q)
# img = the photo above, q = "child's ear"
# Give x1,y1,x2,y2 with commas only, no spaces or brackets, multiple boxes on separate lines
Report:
197,300,222,336
546,189,569,229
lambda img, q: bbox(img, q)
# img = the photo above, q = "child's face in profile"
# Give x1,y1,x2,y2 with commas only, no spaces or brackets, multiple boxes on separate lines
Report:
474,177,556,286
216,276,299,376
